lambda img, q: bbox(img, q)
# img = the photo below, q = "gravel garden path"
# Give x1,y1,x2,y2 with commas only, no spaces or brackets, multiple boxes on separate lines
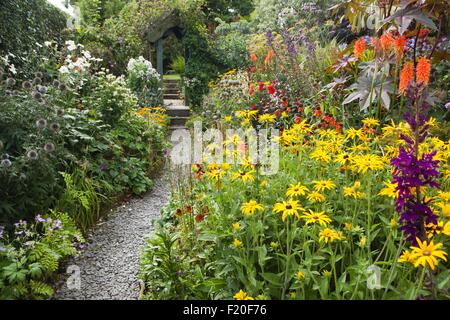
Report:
54,173,170,300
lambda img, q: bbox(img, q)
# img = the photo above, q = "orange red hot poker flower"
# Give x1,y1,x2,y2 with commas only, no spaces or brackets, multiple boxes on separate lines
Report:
416,57,431,86
353,38,366,59
399,61,414,94
398,58,431,94
394,35,406,61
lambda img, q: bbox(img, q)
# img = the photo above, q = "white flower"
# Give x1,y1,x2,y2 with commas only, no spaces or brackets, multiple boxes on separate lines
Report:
65,40,77,51
59,66,69,74
44,41,52,47
9,64,17,74
82,50,91,60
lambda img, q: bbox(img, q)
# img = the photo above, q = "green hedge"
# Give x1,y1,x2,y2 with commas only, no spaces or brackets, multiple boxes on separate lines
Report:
0,0,67,78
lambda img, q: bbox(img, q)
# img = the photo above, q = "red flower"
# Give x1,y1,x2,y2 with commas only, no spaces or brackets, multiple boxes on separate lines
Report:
249,84,254,96
250,53,257,62
294,116,302,124
251,104,257,110
176,208,182,217
195,213,205,222
274,109,281,117
258,81,264,91
418,29,430,38
313,108,322,117
249,65,256,73
281,97,288,107
267,85,276,95
186,206,192,214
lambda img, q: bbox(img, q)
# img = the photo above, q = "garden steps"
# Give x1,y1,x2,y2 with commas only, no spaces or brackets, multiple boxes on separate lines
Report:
164,98,190,129
163,78,182,100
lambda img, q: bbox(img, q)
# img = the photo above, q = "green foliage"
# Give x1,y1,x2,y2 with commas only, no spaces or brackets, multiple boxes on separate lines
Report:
56,170,105,231
0,78,68,225
170,56,186,76
0,211,84,299
0,0,67,79
0,42,168,229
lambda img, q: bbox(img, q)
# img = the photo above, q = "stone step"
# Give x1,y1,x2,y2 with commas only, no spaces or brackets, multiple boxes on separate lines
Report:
166,106,190,118
164,94,181,100
164,89,180,95
163,78,179,83
170,116,189,126
169,125,188,131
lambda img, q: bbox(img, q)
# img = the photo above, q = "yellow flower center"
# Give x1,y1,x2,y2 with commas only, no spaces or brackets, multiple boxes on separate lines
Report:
423,250,431,256
313,216,319,220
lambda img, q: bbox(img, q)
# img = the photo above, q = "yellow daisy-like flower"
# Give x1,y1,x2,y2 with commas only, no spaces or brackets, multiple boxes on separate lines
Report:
206,169,225,181
347,144,370,153
259,113,276,124
236,110,258,119
240,200,264,216
351,154,385,173
425,221,444,238
443,221,450,236
378,181,399,198
240,158,255,169
343,181,366,199
435,202,450,217
310,148,332,163
319,228,340,243
296,271,305,281
312,180,336,192
223,115,232,122
437,191,450,202
302,210,332,227
334,153,352,166
362,117,380,127
410,238,448,270
398,250,415,264
207,162,220,171
233,238,242,247
231,170,255,183
286,183,309,198
291,120,311,134
273,199,303,222
346,127,364,140
232,222,240,231
221,162,231,171
306,191,326,203
233,289,254,300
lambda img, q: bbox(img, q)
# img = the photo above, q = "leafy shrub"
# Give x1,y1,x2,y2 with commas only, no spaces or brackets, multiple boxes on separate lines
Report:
127,56,162,107
56,170,107,232
83,71,137,126
170,56,186,76
0,211,84,299
0,74,69,225
0,0,67,79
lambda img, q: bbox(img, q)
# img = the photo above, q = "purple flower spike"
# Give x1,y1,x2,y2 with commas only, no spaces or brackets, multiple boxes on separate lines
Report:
390,84,440,244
